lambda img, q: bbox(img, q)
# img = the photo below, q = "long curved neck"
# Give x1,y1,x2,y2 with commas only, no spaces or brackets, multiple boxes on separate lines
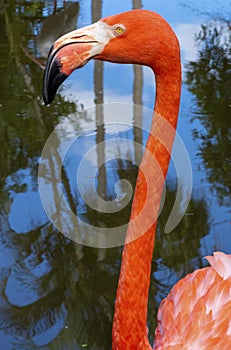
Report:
112,62,181,349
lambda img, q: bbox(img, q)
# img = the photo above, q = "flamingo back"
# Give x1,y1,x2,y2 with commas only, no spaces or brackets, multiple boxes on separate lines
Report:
154,252,231,350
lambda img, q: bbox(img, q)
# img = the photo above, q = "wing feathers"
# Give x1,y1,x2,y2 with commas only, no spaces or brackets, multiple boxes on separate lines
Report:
154,252,231,349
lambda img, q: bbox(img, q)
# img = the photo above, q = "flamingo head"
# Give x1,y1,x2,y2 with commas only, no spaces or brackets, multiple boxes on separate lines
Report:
43,9,180,105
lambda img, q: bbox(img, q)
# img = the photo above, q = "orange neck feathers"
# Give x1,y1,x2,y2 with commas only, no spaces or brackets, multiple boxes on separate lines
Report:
42,9,231,349
41,9,182,349
110,12,182,350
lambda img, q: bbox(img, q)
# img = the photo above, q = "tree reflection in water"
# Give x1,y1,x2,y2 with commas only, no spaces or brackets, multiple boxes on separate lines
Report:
186,19,231,206
0,0,228,349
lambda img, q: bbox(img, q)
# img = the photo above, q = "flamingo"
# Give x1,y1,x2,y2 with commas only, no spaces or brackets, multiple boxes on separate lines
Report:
42,9,231,349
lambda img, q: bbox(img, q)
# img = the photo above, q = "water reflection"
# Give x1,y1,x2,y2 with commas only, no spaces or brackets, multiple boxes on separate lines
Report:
186,19,231,206
0,0,230,349
0,213,116,349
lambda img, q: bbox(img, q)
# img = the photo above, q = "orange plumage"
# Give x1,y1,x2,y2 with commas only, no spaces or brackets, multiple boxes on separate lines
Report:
155,252,231,349
42,9,231,350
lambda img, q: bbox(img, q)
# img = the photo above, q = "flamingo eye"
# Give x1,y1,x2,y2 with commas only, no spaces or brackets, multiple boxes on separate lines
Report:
114,25,126,35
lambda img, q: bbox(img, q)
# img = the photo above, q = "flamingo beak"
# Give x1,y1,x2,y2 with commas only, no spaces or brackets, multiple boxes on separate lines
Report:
43,21,112,105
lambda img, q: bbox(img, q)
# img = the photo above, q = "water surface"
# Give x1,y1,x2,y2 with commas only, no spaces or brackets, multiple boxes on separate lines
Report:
0,0,230,349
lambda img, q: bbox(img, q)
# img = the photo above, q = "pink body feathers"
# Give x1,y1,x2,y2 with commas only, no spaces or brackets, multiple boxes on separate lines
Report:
155,252,231,349
42,10,231,350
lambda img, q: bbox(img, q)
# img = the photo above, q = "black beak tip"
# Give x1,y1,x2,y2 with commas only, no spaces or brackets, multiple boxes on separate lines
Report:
43,90,54,106
42,57,68,106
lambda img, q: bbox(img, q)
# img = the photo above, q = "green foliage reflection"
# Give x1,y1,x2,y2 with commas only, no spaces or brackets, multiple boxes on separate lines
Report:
186,20,231,205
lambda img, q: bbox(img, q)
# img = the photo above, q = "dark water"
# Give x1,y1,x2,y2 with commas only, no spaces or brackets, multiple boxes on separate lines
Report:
0,0,230,349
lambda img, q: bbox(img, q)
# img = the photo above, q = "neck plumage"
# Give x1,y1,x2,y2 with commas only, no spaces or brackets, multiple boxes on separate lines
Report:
112,62,181,349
